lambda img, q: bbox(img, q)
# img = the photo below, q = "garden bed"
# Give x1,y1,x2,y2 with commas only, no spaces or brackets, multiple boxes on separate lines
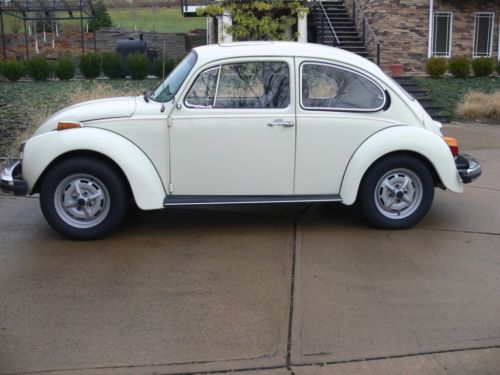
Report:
0,79,156,157
414,76,500,122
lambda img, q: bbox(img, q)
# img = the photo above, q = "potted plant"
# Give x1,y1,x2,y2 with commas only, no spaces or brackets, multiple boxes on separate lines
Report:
391,63,403,77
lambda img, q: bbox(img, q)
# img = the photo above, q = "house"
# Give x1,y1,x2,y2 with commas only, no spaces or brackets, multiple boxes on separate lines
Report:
346,0,500,74
184,0,500,74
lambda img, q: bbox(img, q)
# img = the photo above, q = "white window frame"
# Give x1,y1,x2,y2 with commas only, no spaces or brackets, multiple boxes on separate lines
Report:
432,12,453,58
473,12,495,58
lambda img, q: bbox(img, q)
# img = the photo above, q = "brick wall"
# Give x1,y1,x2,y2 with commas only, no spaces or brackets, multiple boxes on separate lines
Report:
0,28,207,60
345,0,499,75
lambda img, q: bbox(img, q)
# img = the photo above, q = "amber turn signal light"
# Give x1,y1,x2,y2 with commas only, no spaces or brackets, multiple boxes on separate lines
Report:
57,121,83,131
443,136,459,157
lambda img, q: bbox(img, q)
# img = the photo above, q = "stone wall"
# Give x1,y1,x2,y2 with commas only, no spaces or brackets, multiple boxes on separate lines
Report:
95,28,206,58
345,0,499,75
0,32,95,60
0,28,207,60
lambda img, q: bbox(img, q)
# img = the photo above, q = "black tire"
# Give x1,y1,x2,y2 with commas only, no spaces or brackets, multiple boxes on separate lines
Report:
40,157,128,240
359,155,434,229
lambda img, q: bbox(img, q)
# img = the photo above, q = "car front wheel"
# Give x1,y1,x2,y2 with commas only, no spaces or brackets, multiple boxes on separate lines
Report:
359,155,434,229
40,157,128,240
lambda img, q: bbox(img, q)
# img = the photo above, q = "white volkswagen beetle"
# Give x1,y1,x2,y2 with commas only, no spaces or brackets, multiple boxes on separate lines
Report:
1,42,481,240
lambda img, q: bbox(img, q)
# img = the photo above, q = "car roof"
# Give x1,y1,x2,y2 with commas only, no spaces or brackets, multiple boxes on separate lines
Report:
192,41,382,76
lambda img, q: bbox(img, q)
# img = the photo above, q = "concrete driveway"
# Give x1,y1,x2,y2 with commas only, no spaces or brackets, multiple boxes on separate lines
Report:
0,124,499,375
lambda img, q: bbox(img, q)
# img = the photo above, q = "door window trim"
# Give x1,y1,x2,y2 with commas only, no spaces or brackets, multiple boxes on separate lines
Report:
184,66,220,108
184,60,291,110
299,61,386,113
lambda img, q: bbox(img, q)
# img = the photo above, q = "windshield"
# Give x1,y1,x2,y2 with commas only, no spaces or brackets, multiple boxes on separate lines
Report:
152,51,197,102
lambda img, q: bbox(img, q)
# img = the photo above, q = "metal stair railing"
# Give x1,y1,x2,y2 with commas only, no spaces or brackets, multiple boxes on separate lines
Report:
351,0,380,65
318,0,341,47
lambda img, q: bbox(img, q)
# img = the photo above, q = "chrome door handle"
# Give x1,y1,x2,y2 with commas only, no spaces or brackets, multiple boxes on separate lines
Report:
267,120,295,127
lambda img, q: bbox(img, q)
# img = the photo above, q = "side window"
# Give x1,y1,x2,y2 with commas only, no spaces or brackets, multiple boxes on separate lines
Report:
215,62,290,109
301,63,385,111
185,67,219,107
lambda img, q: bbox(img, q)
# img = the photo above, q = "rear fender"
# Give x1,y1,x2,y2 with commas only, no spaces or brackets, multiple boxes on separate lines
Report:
340,126,463,205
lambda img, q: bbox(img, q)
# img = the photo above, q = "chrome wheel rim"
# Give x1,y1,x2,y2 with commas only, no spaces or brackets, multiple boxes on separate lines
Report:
374,168,423,219
54,174,110,229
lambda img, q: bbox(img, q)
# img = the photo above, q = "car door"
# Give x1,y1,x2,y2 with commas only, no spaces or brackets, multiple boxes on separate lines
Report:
169,58,296,196
294,59,394,195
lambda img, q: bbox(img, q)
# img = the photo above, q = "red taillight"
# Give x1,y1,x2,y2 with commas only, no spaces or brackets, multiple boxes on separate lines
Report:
443,136,459,157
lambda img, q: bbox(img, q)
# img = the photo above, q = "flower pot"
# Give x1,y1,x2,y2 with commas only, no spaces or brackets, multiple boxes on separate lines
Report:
391,64,403,77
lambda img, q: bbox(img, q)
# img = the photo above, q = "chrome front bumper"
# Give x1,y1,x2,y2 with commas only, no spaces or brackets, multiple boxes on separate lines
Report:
456,153,482,184
1,160,27,195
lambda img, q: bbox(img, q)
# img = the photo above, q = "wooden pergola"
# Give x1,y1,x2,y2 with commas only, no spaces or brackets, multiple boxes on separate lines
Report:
0,0,96,59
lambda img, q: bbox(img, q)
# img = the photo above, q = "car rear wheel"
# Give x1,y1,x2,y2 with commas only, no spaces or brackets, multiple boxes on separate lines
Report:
40,157,128,240
359,155,434,229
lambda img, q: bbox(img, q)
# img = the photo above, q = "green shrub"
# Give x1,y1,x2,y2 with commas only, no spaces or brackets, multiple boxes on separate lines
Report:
79,52,101,79
88,0,112,31
472,57,495,77
448,56,470,79
127,53,149,80
426,57,448,78
55,55,75,80
496,61,500,75
153,56,176,78
3,60,25,81
0,59,5,76
102,52,123,79
27,55,51,81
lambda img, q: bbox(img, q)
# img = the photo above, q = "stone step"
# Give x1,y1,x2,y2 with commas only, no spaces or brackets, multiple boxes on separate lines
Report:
433,115,451,123
323,39,364,47
338,41,365,46
393,77,450,122
332,27,358,32
321,11,350,17
324,38,364,46
398,83,422,91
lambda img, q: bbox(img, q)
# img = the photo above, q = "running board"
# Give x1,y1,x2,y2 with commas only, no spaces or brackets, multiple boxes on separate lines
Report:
163,195,342,207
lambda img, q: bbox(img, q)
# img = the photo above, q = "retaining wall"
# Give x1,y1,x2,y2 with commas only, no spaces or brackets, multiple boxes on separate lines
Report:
0,28,207,60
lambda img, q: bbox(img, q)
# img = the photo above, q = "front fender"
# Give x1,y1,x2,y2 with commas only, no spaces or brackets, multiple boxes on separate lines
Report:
23,127,166,210
340,125,463,205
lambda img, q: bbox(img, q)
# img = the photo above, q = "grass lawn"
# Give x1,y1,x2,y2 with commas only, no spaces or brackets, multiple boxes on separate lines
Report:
0,8,205,34
109,8,206,33
414,76,500,121
0,79,157,157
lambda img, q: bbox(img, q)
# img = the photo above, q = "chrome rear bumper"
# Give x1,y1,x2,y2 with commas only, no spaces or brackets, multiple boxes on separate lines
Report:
1,160,27,195
456,153,482,184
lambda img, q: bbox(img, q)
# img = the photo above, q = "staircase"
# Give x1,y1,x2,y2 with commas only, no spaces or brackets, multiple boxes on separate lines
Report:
393,77,450,123
309,1,449,123
308,1,369,59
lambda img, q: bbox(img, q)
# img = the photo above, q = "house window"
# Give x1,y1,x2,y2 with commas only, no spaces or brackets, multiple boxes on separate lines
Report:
433,12,453,57
474,13,495,58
